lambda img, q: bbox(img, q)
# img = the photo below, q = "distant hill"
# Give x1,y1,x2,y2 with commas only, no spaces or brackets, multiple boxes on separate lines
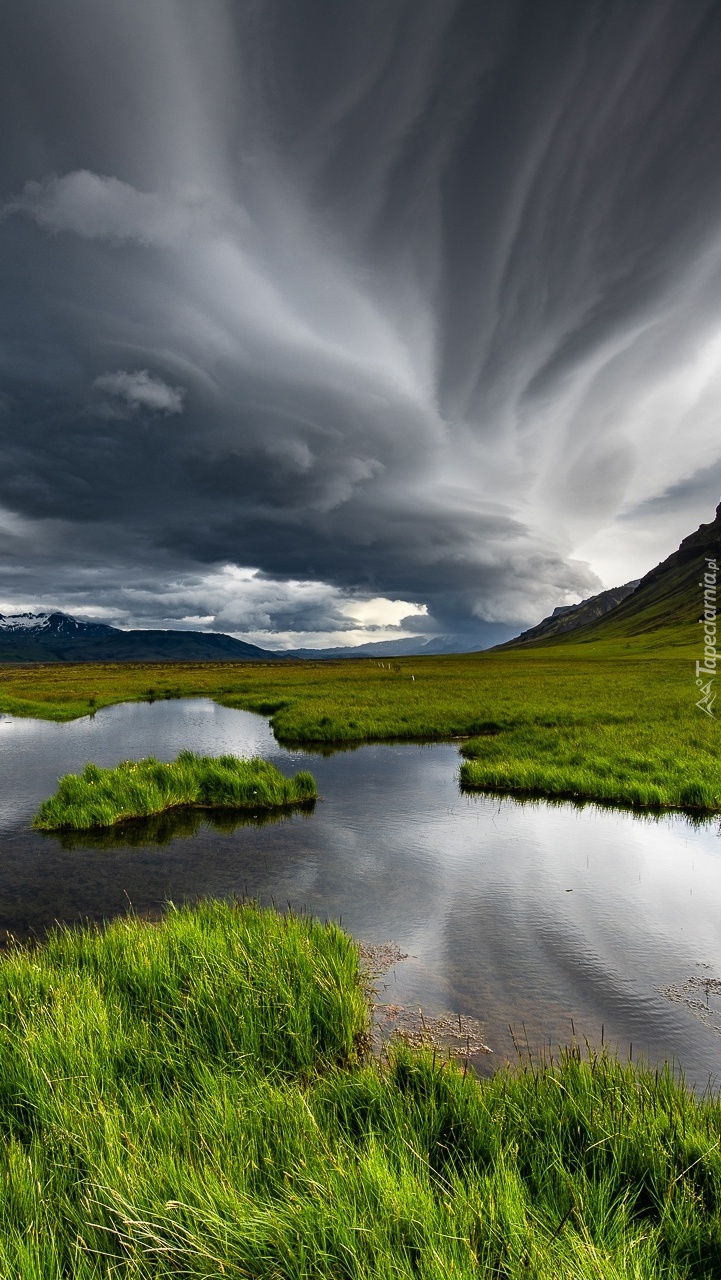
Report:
501,502,721,649
288,623,517,659
0,613,280,664
288,635,480,660
0,612,518,665
496,581,640,648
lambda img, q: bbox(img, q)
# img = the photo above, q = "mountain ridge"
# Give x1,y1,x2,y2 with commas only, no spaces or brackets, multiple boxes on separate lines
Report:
495,580,640,648
0,613,510,663
0,612,280,664
500,502,721,649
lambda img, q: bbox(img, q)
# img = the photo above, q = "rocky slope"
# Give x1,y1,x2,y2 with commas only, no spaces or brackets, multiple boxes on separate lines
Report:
497,581,640,648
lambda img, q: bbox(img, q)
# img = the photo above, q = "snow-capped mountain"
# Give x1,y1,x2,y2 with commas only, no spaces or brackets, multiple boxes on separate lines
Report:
0,612,51,631
0,612,278,663
0,611,116,637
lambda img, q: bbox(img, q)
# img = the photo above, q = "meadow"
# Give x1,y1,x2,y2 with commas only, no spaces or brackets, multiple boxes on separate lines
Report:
3,637,721,1275
32,750,317,830
0,898,719,1278
0,631,718,811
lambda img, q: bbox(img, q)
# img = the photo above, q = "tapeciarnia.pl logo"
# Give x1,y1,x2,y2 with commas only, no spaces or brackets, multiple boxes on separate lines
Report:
696,556,718,717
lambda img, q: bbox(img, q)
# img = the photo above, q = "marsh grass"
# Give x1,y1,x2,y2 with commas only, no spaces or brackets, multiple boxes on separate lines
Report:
33,750,317,830
2,641,720,812
459,719,721,811
1,901,721,1276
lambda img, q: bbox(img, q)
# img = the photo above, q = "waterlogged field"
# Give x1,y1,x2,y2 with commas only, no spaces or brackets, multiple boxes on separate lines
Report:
0,640,718,810
1,899,721,1278
2,649,721,1273
33,750,317,830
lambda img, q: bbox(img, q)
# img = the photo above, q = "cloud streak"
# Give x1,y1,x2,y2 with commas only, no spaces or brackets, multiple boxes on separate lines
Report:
1,0,721,643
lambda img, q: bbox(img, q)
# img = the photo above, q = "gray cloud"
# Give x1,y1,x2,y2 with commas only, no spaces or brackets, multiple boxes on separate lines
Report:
1,0,720,643
5,170,248,248
91,369,185,418
8,171,186,245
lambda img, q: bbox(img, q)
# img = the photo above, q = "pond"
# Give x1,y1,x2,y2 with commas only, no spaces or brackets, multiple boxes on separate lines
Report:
1,697,721,1083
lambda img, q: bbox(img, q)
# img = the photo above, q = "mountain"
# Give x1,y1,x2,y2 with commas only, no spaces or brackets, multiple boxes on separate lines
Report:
0,612,520,665
496,581,640,648
501,502,721,649
287,624,518,659
288,635,478,659
0,613,280,664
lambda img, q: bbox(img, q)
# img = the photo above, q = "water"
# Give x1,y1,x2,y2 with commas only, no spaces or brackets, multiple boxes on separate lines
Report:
1,698,721,1083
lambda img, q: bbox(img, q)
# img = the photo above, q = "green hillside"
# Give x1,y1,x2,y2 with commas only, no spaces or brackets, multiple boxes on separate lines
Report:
506,504,721,652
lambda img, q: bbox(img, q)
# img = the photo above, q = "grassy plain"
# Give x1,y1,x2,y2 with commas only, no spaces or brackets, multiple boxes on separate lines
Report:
0,899,719,1278
0,626,717,811
33,750,317,830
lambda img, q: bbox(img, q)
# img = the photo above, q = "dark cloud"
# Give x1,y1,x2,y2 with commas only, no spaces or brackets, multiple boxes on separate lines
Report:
1,0,721,642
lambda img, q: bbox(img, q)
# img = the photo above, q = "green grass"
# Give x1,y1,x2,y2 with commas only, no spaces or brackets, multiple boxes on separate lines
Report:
2,635,719,812
1,900,721,1276
33,750,317,830
459,717,720,811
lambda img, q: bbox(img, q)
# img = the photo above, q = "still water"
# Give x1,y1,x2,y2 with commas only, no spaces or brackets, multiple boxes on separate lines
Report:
1,697,720,1082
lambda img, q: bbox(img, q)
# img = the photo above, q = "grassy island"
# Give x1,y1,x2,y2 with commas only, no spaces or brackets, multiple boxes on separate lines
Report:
3,642,720,814
0,899,720,1276
33,750,317,830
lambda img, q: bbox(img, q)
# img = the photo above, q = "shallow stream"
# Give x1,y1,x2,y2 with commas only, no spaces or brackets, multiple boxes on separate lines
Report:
1,697,720,1082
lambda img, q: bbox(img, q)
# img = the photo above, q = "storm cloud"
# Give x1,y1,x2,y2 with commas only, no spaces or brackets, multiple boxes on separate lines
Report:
2,0,721,645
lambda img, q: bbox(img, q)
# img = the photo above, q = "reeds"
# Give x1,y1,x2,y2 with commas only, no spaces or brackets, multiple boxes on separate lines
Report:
33,749,317,830
0,902,720,1275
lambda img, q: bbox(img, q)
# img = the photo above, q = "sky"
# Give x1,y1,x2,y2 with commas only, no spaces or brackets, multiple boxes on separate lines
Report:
2,0,721,650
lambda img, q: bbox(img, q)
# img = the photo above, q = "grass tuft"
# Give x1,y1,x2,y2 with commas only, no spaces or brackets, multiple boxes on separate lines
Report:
33,750,317,830
0,903,721,1275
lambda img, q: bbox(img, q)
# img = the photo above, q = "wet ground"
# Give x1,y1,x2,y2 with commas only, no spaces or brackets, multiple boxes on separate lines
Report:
1,697,720,1083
